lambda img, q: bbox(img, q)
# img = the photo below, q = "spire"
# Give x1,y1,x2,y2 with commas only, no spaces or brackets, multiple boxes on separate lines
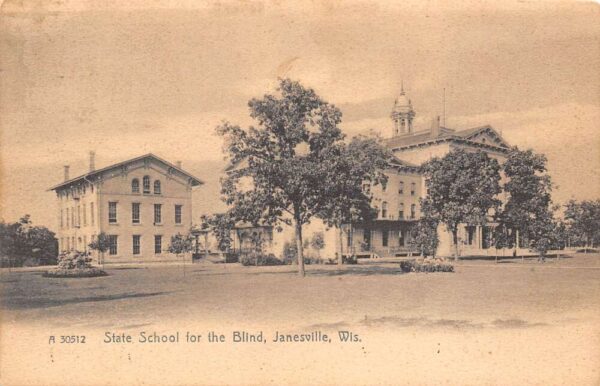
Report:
400,80,405,95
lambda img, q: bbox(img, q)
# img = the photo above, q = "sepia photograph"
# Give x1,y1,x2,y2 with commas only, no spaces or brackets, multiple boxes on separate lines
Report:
1,0,599,385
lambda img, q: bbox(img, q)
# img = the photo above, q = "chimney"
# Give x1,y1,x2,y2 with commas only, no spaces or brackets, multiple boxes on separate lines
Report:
89,151,96,172
431,116,441,138
176,160,182,169
64,165,70,181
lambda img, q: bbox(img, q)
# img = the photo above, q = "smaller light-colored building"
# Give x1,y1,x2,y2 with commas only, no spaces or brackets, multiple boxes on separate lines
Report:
50,153,203,264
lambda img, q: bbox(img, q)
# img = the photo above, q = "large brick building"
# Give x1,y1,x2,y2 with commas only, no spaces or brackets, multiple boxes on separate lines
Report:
345,86,511,257
50,153,203,263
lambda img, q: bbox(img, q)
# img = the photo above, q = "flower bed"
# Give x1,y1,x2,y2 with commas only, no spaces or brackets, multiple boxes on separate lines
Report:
399,258,454,273
44,251,107,278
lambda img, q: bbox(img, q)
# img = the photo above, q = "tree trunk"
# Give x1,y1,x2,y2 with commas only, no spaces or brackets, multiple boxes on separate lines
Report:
295,220,305,277
452,229,459,261
337,226,344,266
516,229,523,263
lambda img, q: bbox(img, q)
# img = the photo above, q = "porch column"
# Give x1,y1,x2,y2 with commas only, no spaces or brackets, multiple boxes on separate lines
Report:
477,226,483,249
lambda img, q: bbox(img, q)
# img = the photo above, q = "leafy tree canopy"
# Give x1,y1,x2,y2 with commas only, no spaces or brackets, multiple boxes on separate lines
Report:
420,149,502,259
216,78,389,275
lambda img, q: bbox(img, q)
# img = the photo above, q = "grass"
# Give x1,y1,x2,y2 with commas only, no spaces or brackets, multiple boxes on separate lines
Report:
1,253,599,385
1,254,599,329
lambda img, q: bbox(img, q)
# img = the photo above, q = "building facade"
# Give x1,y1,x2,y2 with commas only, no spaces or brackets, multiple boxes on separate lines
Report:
50,153,203,263
344,87,512,257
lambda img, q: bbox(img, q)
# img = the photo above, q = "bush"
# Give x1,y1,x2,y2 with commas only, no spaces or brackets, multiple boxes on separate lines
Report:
283,241,297,262
342,255,358,265
43,267,108,278
399,258,454,273
44,251,107,278
240,253,284,266
225,253,239,263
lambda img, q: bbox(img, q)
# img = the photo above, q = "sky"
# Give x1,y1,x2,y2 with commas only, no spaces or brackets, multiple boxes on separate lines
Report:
1,0,599,231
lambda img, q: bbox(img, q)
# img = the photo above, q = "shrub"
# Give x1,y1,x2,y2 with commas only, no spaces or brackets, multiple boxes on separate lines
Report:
44,251,107,278
283,241,297,262
342,255,358,265
399,258,454,273
43,267,108,278
225,253,239,263
240,253,284,266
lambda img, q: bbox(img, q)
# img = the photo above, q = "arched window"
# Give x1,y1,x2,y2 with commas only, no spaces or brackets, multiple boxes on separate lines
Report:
154,180,161,195
143,176,151,194
381,202,388,218
131,178,140,193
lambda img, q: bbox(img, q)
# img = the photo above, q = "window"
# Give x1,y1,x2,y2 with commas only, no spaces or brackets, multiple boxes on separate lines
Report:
83,203,87,226
466,226,476,245
108,235,118,255
71,237,74,251
108,202,117,223
133,235,141,255
132,203,141,224
410,204,416,219
399,230,405,246
154,204,162,224
71,207,74,228
90,202,95,226
175,205,182,224
398,203,405,219
154,235,162,254
399,181,404,194
66,208,69,228
382,230,389,247
143,176,151,194
154,180,161,195
410,182,416,196
131,178,140,193
381,202,388,218
77,205,81,227
60,209,63,228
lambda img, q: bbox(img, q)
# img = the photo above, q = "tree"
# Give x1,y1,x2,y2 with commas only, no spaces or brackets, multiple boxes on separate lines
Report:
203,213,234,253
498,148,555,260
409,217,439,258
0,215,58,267
217,78,376,276
168,232,194,276
316,135,390,265
88,232,111,265
564,199,600,250
168,233,194,255
492,223,512,262
421,149,502,260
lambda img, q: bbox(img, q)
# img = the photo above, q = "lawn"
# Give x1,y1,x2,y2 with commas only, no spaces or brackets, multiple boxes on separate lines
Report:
1,253,599,385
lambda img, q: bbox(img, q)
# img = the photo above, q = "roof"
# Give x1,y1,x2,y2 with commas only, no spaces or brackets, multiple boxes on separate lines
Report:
387,156,421,173
49,153,204,191
384,125,510,152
